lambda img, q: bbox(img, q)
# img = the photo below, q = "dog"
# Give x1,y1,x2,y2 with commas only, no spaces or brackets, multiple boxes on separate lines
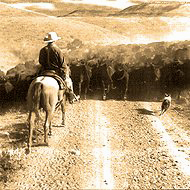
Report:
160,93,171,116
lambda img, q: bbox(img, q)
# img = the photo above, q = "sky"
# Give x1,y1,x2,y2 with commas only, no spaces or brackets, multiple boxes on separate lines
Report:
10,0,190,10
9,0,135,10
61,0,136,9
61,0,190,9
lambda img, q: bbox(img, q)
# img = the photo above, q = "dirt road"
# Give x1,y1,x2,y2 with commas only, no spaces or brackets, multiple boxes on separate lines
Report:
2,100,190,189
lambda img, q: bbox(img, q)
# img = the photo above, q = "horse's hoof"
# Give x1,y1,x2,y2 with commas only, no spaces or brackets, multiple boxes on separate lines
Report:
124,96,127,100
103,96,106,100
25,148,30,154
48,132,52,136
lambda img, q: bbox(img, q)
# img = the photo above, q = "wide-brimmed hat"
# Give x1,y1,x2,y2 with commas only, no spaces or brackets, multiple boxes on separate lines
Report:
44,32,61,43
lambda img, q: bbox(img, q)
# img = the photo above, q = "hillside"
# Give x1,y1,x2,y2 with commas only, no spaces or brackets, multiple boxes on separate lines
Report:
1,1,190,73
3,0,190,17
0,3,128,73
0,1,120,17
111,2,190,17
2,0,190,17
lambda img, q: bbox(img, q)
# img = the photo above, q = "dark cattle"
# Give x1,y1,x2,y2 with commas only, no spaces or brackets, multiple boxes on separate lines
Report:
99,63,114,100
4,74,34,101
111,63,129,100
70,61,92,100
161,59,185,99
129,64,161,99
175,47,190,61
172,68,185,99
180,59,190,87
129,64,161,100
160,64,173,95
0,70,7,102
143,64,161,99
174,48,190,92
91,60,115,100
128,67,144,100
89,63,99,92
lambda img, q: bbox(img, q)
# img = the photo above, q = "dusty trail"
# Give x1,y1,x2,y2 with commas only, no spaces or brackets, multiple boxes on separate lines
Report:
3,100,190,189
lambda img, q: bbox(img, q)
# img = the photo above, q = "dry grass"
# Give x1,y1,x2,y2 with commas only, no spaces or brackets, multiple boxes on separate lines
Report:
0,3,127,73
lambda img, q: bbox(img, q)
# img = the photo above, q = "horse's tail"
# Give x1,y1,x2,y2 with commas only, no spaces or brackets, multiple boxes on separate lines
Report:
32,82,42,111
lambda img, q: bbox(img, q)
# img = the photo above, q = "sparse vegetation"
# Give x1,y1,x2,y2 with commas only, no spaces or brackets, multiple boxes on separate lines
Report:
0,149,26,183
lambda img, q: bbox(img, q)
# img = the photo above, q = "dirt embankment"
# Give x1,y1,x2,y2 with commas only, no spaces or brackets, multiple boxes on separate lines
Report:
1,100,190,189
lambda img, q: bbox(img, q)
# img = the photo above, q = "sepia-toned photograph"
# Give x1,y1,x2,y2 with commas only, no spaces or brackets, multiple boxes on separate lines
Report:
0,0,190,189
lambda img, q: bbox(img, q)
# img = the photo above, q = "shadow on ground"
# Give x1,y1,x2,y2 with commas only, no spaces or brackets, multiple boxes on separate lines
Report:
0,101,28,116
136,108,155,115
8,123,28,148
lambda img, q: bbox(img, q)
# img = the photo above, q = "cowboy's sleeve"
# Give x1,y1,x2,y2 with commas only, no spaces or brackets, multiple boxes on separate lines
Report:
57,48,67,72
58,48,65,67
39,48,47,67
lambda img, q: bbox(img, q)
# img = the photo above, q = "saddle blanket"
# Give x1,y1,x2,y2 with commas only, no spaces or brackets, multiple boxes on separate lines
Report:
39,70,66,90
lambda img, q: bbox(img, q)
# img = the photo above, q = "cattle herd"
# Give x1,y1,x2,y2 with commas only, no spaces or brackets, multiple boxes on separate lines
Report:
0,48,190,103
69,56,190,101
69,59,129,100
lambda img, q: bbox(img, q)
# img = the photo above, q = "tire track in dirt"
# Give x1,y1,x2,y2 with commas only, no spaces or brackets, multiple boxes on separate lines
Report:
102,100,190,189
89,101,114,189
143,101,190,177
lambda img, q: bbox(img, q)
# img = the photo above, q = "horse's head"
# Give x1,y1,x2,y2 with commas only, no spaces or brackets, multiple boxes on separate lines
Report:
114,63,126,73
65,65,71,77
149,64,161,82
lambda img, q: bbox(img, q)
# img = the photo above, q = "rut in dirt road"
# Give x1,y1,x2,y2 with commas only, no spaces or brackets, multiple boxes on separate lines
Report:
3,100,190,189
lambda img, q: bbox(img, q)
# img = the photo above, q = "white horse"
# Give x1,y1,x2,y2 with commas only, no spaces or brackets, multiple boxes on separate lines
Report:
27,76,67,152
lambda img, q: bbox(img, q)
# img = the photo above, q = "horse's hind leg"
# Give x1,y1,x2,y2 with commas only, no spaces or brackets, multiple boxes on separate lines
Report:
34,111,41,125
79,82,82,100
102,81,106,100
28,111,35,152
43,110,52,145
124,87,128,100
60,95,66,126
84,85,88,100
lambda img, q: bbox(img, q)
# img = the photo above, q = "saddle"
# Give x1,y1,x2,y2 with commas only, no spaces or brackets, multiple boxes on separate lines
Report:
39,70,66,90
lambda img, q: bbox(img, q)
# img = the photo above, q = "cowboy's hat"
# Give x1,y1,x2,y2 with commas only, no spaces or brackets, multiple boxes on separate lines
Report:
44,32,61,43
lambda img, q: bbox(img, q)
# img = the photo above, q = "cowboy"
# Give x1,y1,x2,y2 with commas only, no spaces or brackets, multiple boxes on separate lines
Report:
39,32,79,103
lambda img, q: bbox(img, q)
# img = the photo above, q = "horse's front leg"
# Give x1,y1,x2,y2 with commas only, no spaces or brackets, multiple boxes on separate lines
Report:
102,81,106,100
123,85,128,100
78,82,82,100
107,83,111,94
124,76,129,100
84,82,89,100
123,90,127,100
